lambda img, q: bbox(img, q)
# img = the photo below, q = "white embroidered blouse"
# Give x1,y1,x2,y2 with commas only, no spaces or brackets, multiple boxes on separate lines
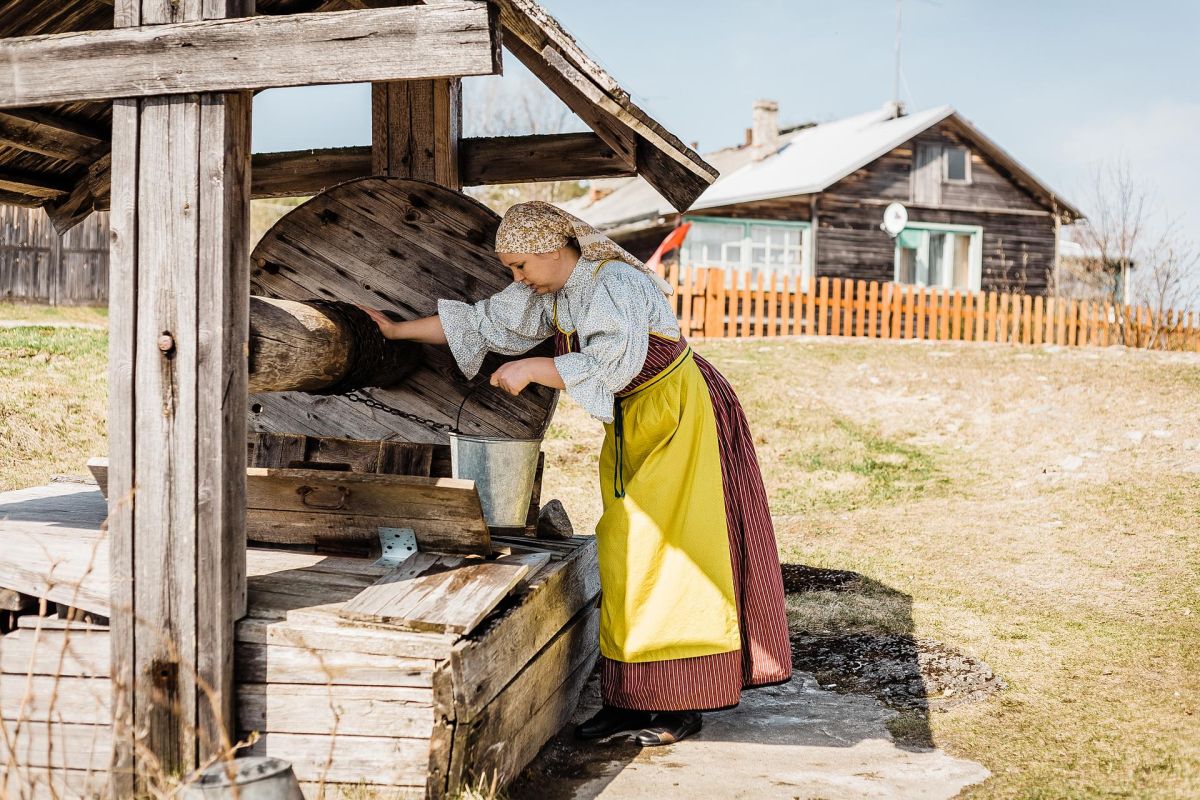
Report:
437,257,681,423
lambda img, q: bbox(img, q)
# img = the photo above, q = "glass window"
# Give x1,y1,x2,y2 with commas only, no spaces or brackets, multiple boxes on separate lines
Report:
894,225,980,291
681,218,810,282
945,146,970,182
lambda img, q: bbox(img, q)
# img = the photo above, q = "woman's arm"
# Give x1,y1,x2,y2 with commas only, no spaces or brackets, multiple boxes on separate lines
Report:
358,307,448,345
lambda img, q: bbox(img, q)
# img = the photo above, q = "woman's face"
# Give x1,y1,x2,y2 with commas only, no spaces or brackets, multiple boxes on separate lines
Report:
498,247,577,295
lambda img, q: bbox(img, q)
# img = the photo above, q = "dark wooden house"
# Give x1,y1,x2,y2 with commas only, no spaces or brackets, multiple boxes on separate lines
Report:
567,100,1084,296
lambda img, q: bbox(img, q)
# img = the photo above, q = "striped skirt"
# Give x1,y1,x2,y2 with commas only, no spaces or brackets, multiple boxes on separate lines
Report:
556,330,792,711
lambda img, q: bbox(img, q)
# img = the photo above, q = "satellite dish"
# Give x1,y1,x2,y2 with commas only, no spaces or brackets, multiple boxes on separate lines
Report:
881,202,908,237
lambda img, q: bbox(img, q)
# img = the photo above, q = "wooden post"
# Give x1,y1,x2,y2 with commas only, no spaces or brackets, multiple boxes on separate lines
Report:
372,78,463,189
705,267,725,337
109,0,252,788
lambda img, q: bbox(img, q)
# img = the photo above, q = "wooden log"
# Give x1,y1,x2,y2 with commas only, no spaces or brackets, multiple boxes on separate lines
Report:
247,296,421,393
0,5,501,109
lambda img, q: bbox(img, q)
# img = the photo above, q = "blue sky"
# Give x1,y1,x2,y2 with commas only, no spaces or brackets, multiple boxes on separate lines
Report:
252,0,1200,242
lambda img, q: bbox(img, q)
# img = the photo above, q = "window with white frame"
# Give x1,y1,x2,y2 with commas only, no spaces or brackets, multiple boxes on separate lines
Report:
679,217,812,284
944,145,971,183
893,223,982,291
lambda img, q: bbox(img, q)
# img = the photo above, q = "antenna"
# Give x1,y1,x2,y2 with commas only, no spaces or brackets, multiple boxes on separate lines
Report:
893,0,902,117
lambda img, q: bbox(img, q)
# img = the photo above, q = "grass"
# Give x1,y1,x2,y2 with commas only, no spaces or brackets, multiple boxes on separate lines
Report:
4,306,1199,797
0,302,107,326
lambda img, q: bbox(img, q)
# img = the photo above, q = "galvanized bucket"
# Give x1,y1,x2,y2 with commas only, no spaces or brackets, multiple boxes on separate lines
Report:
181,757,304,800
449,433,542,528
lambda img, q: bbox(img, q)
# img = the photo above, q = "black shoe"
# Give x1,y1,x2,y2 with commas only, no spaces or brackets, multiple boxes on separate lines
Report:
575,705,652,740
633,711,702,746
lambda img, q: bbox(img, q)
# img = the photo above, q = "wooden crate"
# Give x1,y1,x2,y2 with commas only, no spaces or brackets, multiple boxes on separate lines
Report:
0,483,599,799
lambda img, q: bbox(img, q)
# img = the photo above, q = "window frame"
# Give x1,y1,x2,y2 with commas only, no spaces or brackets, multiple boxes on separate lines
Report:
942,145,972,184
892,220,983,292
680,215,814,284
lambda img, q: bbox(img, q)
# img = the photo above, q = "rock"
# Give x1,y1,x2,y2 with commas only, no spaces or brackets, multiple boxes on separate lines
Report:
1127,430,1145,444
1061,455,1084,471
536,499,574,540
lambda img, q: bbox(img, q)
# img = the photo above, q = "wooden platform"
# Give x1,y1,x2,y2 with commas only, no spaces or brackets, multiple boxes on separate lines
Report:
0,482,599,798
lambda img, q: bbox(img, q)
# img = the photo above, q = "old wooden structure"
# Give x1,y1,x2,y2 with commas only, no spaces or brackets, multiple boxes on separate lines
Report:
0,205,108,305
0,1,717,797
569,101,1084,298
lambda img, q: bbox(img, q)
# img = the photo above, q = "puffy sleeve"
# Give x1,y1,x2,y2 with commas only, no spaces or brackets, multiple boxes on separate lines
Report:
553,270,652,423
437,282,554,379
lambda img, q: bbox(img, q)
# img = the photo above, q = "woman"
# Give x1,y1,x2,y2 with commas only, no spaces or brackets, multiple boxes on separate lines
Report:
361,202,791,746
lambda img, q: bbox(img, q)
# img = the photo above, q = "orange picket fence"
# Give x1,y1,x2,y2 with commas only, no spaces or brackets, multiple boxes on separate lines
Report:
657,266,1200,351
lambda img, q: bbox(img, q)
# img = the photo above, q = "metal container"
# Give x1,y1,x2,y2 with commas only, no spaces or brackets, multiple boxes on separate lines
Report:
449,433,542,528
180,757,304,800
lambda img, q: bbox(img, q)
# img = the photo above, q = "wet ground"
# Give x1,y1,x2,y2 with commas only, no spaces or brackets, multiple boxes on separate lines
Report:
510,566,999,799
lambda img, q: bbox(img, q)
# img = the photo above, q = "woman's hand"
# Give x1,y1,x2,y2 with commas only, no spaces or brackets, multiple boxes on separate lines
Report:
490,359,536,396
490,357,566,396
356,304,399,339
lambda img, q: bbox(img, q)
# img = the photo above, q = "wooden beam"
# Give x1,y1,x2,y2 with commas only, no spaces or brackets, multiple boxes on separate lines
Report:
45,153,111,234
251,133,636,196
108,0,252,787
250,146,372,199
461,132,637,184
371,78,464,189
0,111,105,163
494,0,717,211
0,168,71,198
0,4,501,109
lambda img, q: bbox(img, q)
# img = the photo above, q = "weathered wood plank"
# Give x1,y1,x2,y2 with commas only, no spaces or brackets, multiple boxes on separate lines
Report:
0,111,103,163
2,766,108,800
461,132,637,184
372,77,463,189
236,616,457,661
0,720,111,771
1,675,112,723
338,553,531,634
0,625,111,677
451,537,598,717
453,605,599,789
238,682,434,738
0,5,502,109
246,732,429,785
235,641,437,686
243,467,491,555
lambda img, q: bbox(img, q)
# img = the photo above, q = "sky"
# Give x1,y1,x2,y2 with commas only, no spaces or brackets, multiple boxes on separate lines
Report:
252,0,1200,245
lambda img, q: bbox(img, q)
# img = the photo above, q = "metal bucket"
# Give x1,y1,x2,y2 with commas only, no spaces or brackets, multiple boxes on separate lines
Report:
181,757,304,800
449,433,542,527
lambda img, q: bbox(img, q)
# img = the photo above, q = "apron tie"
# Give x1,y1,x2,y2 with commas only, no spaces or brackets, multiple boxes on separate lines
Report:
612,395,627,498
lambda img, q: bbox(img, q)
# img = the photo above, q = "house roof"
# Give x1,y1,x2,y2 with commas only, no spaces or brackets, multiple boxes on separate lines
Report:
568,103,1083,231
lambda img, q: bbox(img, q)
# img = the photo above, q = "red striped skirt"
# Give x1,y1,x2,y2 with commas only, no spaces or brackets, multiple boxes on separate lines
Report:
556,330,792,711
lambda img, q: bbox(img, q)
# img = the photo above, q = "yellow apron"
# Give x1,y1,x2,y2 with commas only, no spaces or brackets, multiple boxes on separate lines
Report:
595,345,741,663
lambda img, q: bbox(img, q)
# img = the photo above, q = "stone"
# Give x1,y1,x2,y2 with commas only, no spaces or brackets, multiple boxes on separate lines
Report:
537,499,574,541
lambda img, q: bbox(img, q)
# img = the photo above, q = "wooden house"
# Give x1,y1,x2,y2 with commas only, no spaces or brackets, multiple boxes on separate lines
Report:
0,1,717,797
567,100,1084,297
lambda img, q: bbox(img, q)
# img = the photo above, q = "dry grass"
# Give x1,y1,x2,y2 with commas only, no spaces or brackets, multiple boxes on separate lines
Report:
0,324,106,491
0,303,107,327
4,306,1199,797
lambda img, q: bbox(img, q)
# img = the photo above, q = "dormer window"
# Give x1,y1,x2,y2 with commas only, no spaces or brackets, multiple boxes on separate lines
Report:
944,146,971,183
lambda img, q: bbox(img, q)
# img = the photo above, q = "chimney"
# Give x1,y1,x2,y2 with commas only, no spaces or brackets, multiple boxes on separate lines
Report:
750,99,779,160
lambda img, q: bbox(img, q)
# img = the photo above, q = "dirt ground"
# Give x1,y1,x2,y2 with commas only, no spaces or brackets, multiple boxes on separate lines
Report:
4,316,1199,797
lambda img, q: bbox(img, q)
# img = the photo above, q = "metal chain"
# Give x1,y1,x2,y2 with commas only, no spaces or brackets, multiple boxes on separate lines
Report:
341,391,458,434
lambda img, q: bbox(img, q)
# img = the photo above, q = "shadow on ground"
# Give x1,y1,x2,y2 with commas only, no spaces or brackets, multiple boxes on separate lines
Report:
510,565,1001,800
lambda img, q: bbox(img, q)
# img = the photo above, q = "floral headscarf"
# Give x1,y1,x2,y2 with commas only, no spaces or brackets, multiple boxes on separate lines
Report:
495,201,673,295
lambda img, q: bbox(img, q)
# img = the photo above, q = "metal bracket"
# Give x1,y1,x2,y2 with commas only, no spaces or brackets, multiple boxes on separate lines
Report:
375,527,418,568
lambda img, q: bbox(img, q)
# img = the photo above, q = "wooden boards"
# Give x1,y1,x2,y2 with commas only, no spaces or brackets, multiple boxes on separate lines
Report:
338,552,537,634
0,4,501,109
248,177,558,445
244,466,491,556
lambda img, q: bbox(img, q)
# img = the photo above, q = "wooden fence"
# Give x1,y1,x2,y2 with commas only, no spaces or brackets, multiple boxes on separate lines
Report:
0,205,109,306
659,265,1200,352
